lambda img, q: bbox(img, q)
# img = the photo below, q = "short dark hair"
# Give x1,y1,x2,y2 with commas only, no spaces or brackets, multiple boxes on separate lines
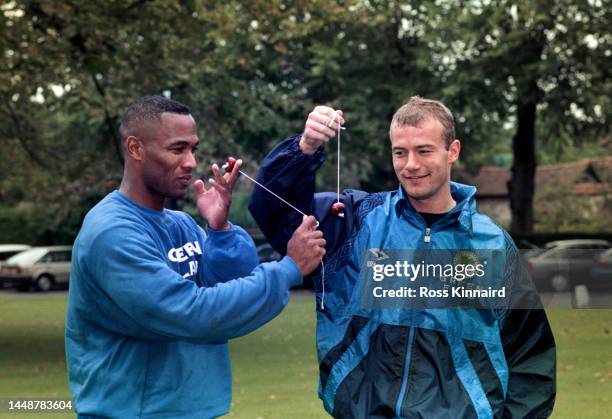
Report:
119,95,191,140
390,96,455,147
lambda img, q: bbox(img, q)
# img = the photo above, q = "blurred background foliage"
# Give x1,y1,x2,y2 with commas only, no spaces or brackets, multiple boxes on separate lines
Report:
0,0,610,243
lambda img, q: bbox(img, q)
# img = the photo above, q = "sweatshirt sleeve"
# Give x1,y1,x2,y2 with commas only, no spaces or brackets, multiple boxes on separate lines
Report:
82,223,302,343
200,222,259,285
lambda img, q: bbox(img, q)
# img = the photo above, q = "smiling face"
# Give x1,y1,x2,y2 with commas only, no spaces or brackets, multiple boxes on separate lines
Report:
141,112,199,200
390,117,460,212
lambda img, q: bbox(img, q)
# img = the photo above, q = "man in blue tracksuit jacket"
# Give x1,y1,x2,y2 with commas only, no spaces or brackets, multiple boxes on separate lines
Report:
249,97,556,418
65,95,326,418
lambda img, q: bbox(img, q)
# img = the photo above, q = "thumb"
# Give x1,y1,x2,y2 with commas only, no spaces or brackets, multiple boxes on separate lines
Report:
193,179,207,196
298,215,318,231
336,110,345,125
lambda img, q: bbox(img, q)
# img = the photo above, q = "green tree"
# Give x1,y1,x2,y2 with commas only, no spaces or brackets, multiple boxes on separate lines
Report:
425,0,610,233
1,0,438,240
0,0,303,239
3,1,608,243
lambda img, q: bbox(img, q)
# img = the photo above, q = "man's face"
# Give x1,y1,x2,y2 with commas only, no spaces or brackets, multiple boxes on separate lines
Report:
390,118,460,205
140,112,199,200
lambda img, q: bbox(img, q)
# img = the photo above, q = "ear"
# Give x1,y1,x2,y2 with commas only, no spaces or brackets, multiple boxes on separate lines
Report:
125,136,144,161
448,139,460,164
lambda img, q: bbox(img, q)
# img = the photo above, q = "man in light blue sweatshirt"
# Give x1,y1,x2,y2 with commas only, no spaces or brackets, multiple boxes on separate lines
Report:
65,95,326,418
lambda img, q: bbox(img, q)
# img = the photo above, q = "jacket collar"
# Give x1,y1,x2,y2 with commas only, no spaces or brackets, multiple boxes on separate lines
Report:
392,182,476,234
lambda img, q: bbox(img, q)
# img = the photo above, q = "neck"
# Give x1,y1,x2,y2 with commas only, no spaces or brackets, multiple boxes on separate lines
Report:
119,170,164,211
407,190,456,214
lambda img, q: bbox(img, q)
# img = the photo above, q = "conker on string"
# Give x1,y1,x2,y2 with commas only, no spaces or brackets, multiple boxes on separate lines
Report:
222,157,237,173
331,202,345,217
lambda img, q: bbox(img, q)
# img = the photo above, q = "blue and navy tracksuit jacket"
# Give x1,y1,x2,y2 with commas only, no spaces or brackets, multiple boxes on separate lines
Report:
249,136,556,419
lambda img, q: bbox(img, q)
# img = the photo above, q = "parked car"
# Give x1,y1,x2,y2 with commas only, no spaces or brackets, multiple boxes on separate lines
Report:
0,246,72,291
514,239,542,259
0,244,32,261
590,248,612,291
527,239,611,292
541,239,611,250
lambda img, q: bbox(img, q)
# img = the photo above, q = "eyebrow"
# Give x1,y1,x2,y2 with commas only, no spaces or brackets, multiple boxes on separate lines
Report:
392,144,435,152
168,140,199,148
415,144,435,150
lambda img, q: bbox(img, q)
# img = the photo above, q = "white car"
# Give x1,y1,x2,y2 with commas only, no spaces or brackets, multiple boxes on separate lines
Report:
0,244,32,261
0,246,72,291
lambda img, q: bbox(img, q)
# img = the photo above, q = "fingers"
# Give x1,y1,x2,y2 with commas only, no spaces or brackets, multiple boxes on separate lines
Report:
193,179,208,196
304,121,335,144
226,158,242,186
208,159,237,193
306,112,344,139
295,216,324,245
213,159,242,188
303,107,345,141
207,164,224,192
211,163,224,182
300,106,344,155
299,217,326,250
286,217,327,275
312,106,345,130
298,215,319,231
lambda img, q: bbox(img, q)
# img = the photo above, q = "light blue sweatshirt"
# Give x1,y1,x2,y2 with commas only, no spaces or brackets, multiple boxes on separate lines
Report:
65,191,302,418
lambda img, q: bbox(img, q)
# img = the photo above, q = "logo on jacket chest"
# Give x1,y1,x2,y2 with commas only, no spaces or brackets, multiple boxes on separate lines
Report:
168,240,202,262
167,240,201,278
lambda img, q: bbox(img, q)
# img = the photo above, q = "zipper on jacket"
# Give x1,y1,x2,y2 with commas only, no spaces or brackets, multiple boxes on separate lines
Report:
394,224,432,416
395,326,416,418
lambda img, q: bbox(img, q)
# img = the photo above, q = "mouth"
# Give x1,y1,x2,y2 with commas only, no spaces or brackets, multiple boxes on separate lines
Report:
177,175,192,186
404,174,429,181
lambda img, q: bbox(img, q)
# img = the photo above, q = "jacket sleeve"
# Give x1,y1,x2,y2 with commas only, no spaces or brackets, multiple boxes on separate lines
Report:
500,237,556,418
248,135,368,257
82,223,302,343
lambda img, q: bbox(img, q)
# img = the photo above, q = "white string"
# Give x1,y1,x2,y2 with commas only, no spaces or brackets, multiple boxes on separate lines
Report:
336,115,341,203
320,260,325,310
230,122,342,310
322,110,343,310
234,167,327,309
238,171,308,218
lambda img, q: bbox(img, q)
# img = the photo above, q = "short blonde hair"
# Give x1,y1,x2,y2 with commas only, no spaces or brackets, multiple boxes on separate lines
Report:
390,96,455,148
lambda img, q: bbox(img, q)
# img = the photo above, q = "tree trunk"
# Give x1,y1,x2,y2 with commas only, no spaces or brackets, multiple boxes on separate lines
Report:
508,101,537,233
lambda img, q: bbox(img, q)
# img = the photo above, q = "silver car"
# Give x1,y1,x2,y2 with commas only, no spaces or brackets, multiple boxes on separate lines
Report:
590,248,612,291
527,239,611,292
0,246,72,291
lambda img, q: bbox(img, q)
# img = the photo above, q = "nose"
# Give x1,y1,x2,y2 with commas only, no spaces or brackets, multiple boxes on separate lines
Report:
403,153,421,172
182,151,197,171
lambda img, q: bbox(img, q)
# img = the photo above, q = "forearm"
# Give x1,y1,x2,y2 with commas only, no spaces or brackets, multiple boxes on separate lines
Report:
248,135,325,253
83,223,302,343
90,253,302,343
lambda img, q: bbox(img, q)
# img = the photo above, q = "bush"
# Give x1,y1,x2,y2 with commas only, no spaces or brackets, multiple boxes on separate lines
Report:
0,204,86,246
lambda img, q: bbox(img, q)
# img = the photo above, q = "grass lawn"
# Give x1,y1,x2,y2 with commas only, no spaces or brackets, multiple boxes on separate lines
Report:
0,291,610,418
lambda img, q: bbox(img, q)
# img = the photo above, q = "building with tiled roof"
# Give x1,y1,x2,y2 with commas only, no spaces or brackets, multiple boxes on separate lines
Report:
452,156,612,228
